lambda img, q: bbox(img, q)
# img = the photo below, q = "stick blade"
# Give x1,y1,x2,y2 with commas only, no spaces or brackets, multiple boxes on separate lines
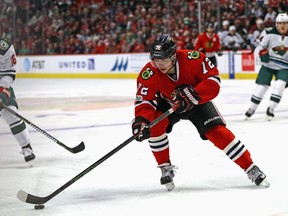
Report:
71,141,85,153
17,190,28,202
17,190,47,204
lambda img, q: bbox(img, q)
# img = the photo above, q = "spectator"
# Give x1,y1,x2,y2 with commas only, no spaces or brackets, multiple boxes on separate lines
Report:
2,0,286,55
222,25,246,51
218,20,230,46
249,18,265,46
17,40,30,55
264,7,277,24
234,18,249,48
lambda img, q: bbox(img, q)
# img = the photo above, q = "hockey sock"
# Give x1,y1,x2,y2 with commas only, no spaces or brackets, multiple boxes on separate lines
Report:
205,125,253,170
148,134,170,165
268,79,286,110
249,84,269,110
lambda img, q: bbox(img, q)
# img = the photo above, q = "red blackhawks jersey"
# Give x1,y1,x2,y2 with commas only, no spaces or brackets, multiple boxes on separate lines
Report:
134,50,221,122
194,32,221,57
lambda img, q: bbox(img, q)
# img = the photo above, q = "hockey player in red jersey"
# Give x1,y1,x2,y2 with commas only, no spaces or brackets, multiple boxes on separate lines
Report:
194,23,223,67
131,34,269,191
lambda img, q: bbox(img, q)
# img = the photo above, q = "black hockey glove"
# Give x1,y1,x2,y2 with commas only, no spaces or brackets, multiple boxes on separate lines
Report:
199,48,206,55
132,116,151,142
173,85,200,113
0,87,10,109
217,50,223,56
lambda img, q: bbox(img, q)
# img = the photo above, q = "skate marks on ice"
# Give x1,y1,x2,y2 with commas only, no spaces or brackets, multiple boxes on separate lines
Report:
1,79,288,216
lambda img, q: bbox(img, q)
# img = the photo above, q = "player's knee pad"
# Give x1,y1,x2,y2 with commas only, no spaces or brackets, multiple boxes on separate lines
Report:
1,106,20,125
205,125,235,150
273,79,286,95
254,84,269,98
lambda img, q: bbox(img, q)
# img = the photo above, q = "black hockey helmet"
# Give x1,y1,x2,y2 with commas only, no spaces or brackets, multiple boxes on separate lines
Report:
206,23,214,30
150,34,177,60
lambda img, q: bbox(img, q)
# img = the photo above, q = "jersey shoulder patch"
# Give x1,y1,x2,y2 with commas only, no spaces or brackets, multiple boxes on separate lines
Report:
0,38,11,55
141,67,154,80
187,51,200,60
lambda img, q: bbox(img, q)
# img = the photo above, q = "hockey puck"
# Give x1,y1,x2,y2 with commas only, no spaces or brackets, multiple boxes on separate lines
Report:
34,204,45,210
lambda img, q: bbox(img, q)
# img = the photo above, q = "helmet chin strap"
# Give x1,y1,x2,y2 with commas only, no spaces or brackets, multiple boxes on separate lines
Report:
167,54,177,74
167,57,177,74
171,54,177,65
167,66,176,74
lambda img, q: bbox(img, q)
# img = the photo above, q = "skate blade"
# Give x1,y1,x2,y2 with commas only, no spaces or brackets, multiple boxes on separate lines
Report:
244,114,252,120
259,180,270,188
266,116,273,121
27,161,34,168
165,182,175,191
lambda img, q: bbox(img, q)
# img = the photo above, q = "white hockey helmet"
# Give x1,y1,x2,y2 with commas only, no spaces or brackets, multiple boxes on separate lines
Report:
275,13,288,23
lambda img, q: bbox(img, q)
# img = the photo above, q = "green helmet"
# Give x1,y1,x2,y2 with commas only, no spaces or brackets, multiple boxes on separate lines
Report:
150,34,177,60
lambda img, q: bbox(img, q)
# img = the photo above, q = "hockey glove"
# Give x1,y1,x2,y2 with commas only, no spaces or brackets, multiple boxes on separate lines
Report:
132,116,151,142
173,85,200,113
217,50,223,56
259,49,269,63
199,48,206,55
0,87,10,108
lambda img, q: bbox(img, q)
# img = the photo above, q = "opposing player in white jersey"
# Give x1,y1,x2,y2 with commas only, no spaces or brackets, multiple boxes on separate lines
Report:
0,37,36,163
245,13,288,120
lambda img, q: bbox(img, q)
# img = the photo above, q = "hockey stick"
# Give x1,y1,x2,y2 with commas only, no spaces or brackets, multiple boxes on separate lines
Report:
1,103,85,154
17,106,177,205
247,43,258,55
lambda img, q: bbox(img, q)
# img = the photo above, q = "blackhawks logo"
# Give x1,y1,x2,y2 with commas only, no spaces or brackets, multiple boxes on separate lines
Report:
141,68,154,80
187,51,200,60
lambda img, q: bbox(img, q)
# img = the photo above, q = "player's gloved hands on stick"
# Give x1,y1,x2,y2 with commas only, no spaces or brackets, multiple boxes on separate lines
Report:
0,87,10,109
259,49,269,63
132,116,151,142
173,85,200,113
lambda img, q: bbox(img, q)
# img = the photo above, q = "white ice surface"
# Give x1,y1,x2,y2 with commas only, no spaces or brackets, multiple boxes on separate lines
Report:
1,78,288,216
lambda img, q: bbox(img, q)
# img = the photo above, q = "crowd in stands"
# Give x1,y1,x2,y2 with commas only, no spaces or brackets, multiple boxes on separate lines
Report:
1,0,287,55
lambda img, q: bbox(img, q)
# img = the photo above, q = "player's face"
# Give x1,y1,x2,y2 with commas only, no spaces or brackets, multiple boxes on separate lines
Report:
207,27,213,34
154,58,173,74
276,22,288,34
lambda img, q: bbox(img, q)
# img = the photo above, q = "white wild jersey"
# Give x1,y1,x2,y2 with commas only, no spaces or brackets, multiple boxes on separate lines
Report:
0,38,17,79
258,27,288,69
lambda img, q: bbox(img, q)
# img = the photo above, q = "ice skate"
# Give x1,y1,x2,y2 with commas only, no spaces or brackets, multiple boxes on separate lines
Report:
246,165,269,187
266,107,274,121
245,108,255,120
21,144,35,166
158,163,177,191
